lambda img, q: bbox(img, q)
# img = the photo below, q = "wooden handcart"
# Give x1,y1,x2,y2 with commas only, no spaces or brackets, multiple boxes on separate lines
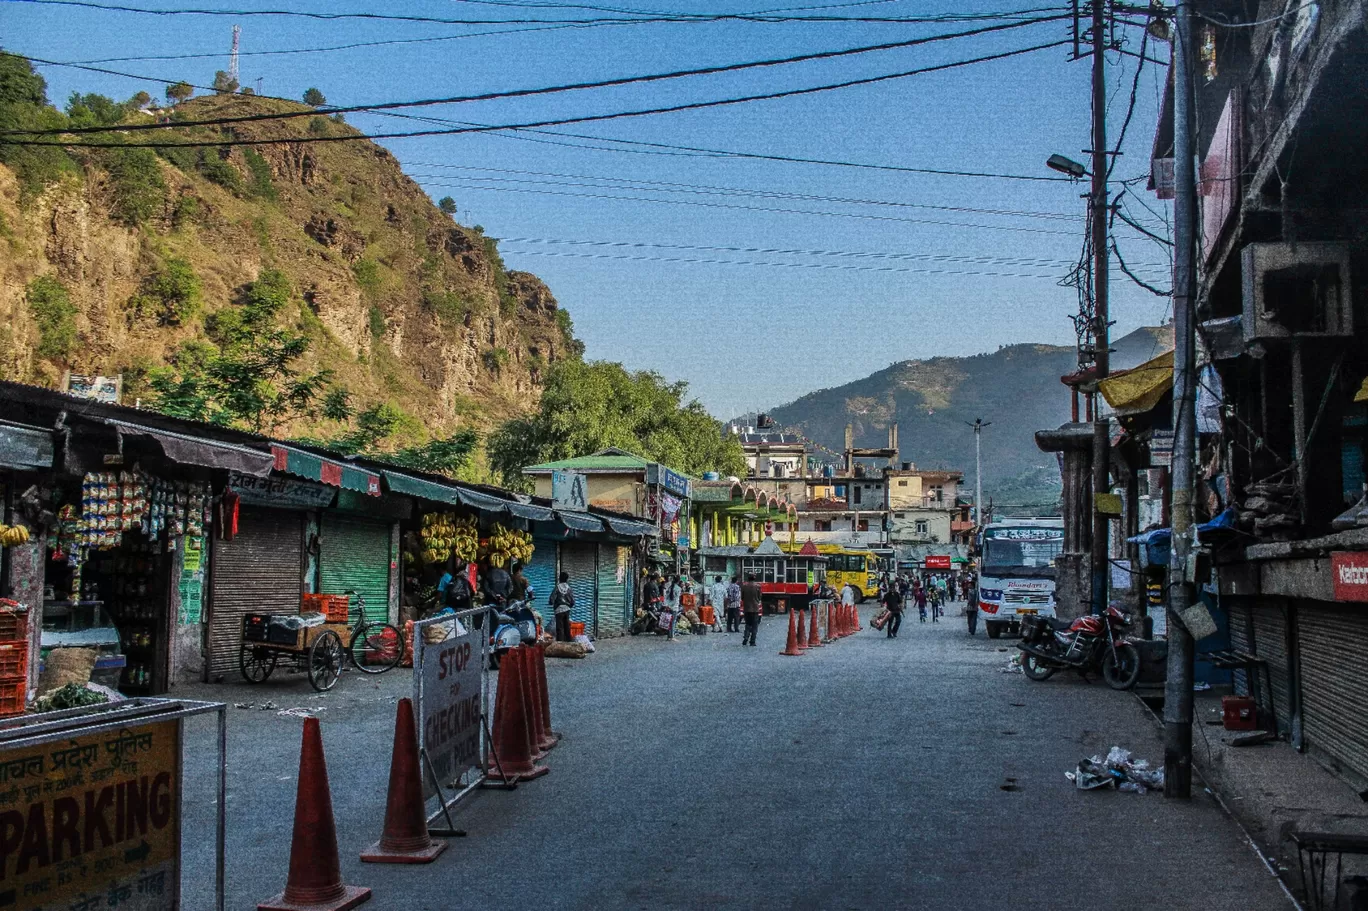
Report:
239,613,352,692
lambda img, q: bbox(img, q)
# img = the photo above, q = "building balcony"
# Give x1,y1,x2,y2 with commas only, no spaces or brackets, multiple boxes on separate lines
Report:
786,529,887,547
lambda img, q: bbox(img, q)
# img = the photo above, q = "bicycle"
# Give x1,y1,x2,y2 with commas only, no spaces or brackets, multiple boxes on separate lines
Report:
344,590,405,674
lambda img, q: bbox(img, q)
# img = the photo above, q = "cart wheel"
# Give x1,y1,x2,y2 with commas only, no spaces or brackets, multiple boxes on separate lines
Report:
350,623,404,674
308,630,344,692
239,645,277,683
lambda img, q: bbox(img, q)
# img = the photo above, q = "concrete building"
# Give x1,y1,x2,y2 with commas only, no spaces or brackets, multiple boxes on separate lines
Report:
886,466,964,546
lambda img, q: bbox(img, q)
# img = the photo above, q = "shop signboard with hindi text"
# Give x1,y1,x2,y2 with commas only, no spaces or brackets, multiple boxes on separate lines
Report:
415,615,484,801
0,720,181,911
228,471,336,509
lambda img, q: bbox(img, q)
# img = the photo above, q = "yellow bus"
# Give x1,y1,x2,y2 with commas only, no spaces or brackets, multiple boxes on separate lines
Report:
781,542,881,602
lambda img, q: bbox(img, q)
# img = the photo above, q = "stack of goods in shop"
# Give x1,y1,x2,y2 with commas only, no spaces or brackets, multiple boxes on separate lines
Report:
418,512,480,566
93,542,162,692
480,522,534,569
0,600,28,717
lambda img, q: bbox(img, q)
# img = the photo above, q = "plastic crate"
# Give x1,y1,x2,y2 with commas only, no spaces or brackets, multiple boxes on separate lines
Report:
0,611,28,642
303,594,349,623
0,680,25,718
0,643,28,681
570,621,585,638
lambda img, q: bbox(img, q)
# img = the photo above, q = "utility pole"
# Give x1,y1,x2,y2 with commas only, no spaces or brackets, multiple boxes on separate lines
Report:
967,419,990,526
1088,0,1112,620
1164,0,1198,800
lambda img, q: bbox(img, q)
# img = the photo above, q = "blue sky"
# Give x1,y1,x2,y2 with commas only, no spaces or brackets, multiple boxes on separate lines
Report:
3,0,1175,418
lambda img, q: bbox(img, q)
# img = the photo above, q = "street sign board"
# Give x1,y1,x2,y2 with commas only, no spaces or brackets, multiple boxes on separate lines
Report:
0,719,181,910
925,555,952,569
415,617,484,802
1332,551,1368,602
551,471,589,511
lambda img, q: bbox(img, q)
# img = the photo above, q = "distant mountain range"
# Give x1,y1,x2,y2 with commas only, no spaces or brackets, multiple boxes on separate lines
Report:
754,325,1173,510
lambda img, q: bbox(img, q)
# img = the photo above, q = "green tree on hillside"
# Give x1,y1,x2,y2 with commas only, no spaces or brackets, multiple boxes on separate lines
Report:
487,360,744,489
211,71,238,95
65,92,125,127
437,196,457,216
166,81,193,104
146,269,330,431
0,51,77,195
302,87,326,106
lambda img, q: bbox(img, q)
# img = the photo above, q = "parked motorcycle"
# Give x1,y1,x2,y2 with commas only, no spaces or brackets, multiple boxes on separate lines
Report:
490,593,539,669
1017,606,1141,690
629,607,660,636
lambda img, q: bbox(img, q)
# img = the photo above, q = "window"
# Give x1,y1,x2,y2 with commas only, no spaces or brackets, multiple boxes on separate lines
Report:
816,520,832,532
858,519,870,532
853,486,862,505
915,520,929,535
895,512,906,519
897,480,908,487
775,522,787,531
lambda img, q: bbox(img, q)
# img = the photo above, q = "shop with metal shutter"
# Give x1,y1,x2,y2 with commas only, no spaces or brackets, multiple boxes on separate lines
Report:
1227,598,1254,696
560,541,597,631
318,514,393,624
524,539,559,627
208,507,302,680
1248,599,1294,731
596,544,629,637
1298,601,1368,782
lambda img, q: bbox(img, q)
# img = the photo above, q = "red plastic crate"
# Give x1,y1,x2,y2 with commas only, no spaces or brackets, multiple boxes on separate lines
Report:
0,680,26,718
1222,695,1258,731
301,594,349,622
0,611,28,642
0,643,28,681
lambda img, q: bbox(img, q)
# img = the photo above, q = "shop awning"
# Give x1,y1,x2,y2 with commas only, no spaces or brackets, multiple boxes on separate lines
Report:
1099,350,1174,417
605,516,656,537
382,471,463,507
556,510,603,533
271,445,379,495
506,499,556,522
456,487,510,514
0,421,53,470
110,419,274,476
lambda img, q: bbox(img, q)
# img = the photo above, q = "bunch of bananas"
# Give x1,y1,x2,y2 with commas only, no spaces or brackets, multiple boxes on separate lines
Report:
0,524,30,547
481,522,534,569
418,512,480,565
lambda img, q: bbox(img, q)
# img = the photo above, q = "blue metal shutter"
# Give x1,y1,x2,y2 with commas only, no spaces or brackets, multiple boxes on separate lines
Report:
596,544,628,637
525,538,558,627
561,542,597,630
319,515,391,623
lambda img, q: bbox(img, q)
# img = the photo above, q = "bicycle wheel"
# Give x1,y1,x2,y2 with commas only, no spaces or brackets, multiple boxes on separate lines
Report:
350,622,404,674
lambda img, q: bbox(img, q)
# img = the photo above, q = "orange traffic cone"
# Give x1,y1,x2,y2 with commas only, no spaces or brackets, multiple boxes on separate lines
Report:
533,644,562,748
522,646,557,754
795,608,809,649
851,603,860,633
840,604,852,637
486,648,549,784
516,648,549,761
259,718,372,911
807,603,823,648
827,602,838,641
361,698,446,864
780,607,803,656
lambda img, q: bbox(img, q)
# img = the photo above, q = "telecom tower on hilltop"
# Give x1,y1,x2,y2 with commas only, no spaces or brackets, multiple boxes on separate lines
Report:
229,25,240,83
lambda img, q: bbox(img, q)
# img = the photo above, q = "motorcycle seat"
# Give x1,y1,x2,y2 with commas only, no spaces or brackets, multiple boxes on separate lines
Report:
1044,617,1073,631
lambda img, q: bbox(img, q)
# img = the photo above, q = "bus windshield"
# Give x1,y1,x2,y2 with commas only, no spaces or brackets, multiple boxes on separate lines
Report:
982,530,1062,578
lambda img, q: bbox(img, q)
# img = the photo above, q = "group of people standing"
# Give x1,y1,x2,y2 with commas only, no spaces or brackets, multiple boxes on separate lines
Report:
639,570,764,643
877,572,965,639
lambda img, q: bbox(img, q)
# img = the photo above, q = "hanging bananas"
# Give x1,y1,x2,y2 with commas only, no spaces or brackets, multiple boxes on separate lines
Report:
0,524,30,547
483,522,534,568
418,512,481,564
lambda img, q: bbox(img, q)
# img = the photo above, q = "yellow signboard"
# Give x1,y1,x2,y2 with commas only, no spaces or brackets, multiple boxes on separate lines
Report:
0,720,180,911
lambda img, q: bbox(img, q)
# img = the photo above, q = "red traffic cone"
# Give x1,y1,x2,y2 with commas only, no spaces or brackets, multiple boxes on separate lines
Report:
486,648,549,783
780,608,803,656
807,603,823,648
515,648,549,762
825,602,836,641
361,698,446,864
839,604,851,637
533,644,561,748
795,608,809,649
259,718,372,911
851,603,860,633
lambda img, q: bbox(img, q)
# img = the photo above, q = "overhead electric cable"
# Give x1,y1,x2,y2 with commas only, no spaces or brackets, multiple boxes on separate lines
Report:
7,16,1066,137
2,39,1071,149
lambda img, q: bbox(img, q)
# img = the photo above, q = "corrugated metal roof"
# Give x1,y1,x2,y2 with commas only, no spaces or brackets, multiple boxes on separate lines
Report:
523,447,650,473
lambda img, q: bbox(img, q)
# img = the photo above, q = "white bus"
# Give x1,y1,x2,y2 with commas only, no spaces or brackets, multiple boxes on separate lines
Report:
976,517,1065,639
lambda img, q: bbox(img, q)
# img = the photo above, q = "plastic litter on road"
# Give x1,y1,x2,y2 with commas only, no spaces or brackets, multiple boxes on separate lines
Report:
1066,746,1165,794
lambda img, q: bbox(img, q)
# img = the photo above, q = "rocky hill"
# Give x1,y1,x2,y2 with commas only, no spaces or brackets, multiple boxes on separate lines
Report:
760,325,1173,509
0,82,578,456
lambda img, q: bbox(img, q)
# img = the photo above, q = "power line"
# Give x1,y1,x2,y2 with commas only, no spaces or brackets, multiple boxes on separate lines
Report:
2,39,1072,148
406,162,1083,220
7,16,1066,137
1,0,1070,26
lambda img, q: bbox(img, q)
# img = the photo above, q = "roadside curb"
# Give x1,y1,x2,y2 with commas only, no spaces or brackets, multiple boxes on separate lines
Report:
1131,691,1305,911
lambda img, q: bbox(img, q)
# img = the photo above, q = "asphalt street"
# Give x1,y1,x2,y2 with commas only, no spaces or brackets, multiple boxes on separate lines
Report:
175,605,1296,911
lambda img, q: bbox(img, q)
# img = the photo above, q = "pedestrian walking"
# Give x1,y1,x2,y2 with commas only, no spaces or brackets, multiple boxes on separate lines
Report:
740,573,763,646
915,583,928,623
725,576,742,632
882,584,904,639
664,574,683,640
966,597,979,636
709,574,727,632
550,571,575,642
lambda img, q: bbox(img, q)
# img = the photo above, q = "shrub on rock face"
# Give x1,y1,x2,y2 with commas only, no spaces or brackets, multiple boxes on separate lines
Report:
26,275,78,360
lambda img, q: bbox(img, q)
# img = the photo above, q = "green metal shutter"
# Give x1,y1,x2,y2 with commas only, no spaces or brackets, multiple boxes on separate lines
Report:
525,539,559,626
596,544,628,637
561,542,596,630
318,515,391,623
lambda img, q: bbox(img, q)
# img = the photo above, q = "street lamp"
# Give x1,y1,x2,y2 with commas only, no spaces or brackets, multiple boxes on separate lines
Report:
1046,153,1088,179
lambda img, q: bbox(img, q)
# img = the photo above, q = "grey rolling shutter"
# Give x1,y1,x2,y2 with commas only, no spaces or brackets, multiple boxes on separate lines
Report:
1227,600,1253,696
208,508,302,679
525,540,559,627
561,542,597,630
318,515,392,624
596,544,627,637
1298,602,1368,780
1248,601,1292,729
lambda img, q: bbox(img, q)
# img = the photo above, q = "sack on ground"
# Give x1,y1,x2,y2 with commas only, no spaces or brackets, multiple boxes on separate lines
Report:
38,647,98,696
573,633,595,653
871,610,890,631
545,640,587,659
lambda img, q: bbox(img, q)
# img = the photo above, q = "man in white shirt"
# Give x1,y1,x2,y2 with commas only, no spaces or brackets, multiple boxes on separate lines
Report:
709,575,728,633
